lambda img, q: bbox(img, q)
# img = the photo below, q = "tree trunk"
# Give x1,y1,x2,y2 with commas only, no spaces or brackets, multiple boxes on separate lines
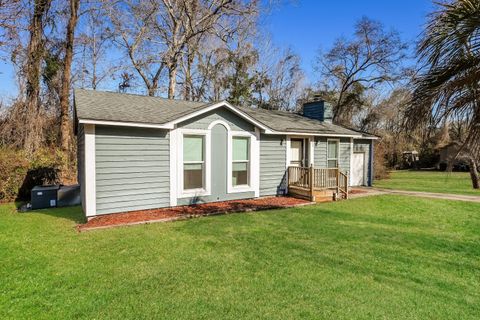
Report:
24,0,52,152
59,0,80,152
469,158,479,189
168,65,177,99
183,48,195,100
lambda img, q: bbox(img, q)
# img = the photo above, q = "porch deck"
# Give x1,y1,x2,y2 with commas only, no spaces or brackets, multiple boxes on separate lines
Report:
287,166,349,202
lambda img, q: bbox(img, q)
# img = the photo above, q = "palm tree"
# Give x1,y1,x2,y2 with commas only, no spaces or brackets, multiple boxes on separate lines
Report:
407,0,480,188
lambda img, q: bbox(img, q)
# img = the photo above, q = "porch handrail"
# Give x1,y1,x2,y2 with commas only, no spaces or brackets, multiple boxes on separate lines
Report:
287,166,349,200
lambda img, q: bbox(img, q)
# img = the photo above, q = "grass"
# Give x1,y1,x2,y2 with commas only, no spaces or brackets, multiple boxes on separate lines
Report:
1,196,479,319
374,170,480,196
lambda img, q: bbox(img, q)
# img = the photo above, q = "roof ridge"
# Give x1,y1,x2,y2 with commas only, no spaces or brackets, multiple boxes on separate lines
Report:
74,88,208,105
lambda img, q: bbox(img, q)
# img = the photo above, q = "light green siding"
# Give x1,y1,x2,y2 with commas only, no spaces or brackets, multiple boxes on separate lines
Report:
178,107,254,132
314,137,351,175
260,134,287,196
177,123,254,205
95,126,170,215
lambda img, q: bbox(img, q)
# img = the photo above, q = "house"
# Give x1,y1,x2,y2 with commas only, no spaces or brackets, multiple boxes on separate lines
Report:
437,141,470,171
74,89,377,218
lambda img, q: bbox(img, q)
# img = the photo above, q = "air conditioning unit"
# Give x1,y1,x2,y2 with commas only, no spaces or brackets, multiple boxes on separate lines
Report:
31,185,59,210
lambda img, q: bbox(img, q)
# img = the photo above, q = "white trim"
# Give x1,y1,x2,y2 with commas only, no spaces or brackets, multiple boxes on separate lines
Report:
227,129,257,194
80,116,379,141
309,137,315,166
285,136,291,169
169,128,178,206
253,127,261,197
267,131,364,138
349,137,354,186
84,124,96,217
177,128,211,198
208,119,232,131
79,118,173,129
167,101,270,131
286,135,312,167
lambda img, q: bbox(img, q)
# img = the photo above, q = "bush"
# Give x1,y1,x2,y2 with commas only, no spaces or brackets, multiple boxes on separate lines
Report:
0,147,72,202
0,148,29,202
374,141,390,180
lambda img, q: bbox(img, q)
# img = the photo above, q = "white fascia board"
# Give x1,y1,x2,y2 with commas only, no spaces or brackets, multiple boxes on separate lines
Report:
84,124,96,217
78,119,173,129
353,136,380,140
266,130,363,138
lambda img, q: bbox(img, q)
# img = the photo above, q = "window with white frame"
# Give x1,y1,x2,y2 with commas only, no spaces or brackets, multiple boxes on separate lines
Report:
327,140,339,168
183,135,204,190
232,136,249,186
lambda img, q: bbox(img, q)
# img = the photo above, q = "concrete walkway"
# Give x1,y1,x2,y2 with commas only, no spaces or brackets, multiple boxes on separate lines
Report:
364,188,480,203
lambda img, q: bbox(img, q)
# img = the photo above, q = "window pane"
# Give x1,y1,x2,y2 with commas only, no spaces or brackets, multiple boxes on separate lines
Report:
233,137,249,161
328,141,338,158
184,136,203,162
291,140,303,162
327,160,338,168
184,163,203,189
232,162,248,186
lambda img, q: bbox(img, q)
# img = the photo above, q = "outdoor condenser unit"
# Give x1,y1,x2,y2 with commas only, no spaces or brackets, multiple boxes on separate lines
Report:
31,185,59,210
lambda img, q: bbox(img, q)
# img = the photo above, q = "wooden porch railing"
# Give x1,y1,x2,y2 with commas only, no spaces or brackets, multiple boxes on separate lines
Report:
287,166,349,201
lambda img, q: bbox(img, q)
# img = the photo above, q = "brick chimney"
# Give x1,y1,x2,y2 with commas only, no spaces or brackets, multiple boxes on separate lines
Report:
302,95,333,123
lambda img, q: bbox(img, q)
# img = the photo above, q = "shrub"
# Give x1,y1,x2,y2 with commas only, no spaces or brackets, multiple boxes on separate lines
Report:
0,148,29,202
374,141,390,180
0,147,72,202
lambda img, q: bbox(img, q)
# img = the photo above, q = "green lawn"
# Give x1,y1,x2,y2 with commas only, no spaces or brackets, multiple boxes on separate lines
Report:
374,170,480,196
1,196,479,319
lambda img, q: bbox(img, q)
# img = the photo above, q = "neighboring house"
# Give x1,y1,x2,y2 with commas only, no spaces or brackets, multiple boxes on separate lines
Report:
437,141,470,171
74,89,377,218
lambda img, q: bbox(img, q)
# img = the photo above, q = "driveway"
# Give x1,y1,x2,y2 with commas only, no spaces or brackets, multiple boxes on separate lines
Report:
353,187,480,203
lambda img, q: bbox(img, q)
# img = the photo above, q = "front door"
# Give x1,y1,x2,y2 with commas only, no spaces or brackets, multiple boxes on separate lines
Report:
290,138,309,167
351,152,365,186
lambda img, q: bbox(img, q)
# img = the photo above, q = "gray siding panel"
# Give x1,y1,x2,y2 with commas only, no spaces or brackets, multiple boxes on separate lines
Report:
178,107,254,132
314,137,351,175
339,138,351,175
260,134,287,196
95,126,170,215
314,137,327,168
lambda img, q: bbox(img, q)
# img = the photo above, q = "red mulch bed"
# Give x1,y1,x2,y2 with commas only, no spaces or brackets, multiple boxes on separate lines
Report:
78,196,311,231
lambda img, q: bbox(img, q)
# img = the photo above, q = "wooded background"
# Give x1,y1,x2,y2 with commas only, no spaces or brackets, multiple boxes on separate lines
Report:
0,0,478,201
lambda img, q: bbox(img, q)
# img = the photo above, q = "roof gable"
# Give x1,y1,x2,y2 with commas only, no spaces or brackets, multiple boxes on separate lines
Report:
75,89,375,138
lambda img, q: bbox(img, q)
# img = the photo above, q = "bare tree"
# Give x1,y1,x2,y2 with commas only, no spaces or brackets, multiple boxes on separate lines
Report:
76,1,117,90
156,0,258,99
0,0,23,50
104,0,164,96
59,0,80,151
259,47,305,111
315,17,408,125
22,0,52,151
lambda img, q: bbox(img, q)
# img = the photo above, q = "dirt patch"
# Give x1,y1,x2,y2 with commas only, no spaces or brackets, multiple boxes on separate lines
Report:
78,197,311,231
349,188,369,194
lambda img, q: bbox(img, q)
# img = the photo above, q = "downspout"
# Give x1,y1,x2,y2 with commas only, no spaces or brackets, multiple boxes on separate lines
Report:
369,141,374,186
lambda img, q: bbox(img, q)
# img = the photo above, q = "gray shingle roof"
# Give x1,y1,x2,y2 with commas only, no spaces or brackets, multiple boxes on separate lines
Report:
74,89,207,125
74,89,372,137
237,107,361,136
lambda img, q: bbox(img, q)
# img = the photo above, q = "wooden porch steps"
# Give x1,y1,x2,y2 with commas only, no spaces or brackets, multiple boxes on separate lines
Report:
287,166,349,202
313,190,335,203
